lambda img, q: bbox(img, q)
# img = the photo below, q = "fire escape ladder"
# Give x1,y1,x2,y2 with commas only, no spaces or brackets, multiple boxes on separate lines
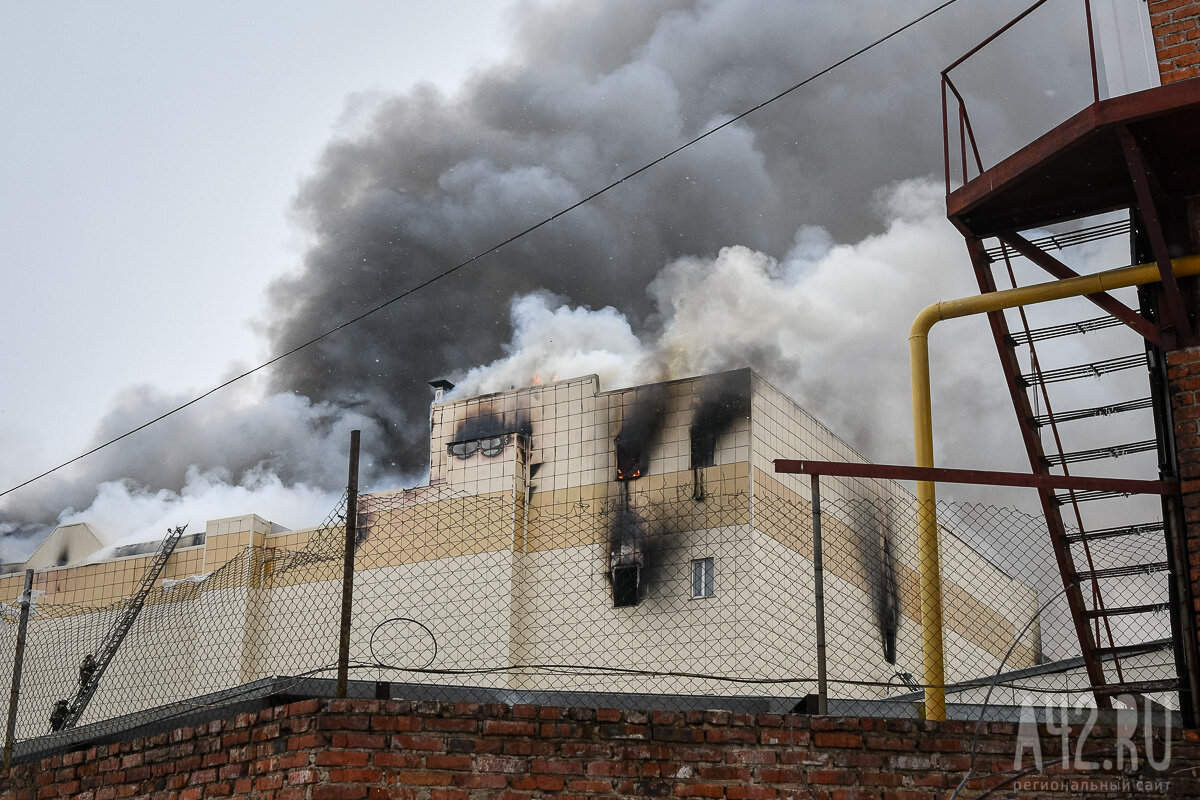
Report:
976,236,1182,703
61,524,189,729
966,238,1113,707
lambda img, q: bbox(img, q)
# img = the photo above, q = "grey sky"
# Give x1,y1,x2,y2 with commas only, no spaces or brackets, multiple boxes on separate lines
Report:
0,1,506,476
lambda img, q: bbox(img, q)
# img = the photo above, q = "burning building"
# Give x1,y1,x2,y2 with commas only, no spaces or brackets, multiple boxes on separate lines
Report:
1,369,1041,738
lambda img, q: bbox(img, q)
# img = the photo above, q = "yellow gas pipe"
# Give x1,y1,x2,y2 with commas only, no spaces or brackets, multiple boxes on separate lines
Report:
910,255,1200,721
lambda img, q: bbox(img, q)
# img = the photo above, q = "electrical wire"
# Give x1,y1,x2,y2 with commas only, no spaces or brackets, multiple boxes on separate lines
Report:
0,0,966,502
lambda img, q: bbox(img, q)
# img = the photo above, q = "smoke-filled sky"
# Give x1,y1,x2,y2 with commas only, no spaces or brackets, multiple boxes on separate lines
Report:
1,0,1158,559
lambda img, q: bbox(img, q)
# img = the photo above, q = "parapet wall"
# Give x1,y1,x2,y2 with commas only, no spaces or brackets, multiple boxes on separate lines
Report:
2,698,1196,799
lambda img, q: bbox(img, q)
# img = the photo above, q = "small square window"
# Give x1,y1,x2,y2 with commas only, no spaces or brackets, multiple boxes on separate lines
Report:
690,557,715,599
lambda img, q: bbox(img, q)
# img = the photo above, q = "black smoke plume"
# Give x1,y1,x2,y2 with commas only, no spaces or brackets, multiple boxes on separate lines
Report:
2,0,1095,557
689,369,751,469
263,0,1089,477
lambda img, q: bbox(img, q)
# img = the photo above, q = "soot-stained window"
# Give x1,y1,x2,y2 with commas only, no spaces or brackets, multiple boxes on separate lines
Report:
612,566,640,607
880,534,900,664
448,435,511,460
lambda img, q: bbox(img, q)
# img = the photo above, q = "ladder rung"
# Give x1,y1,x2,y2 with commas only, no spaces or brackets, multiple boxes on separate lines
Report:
985,220,1132,261
1063,522,1164,544
1029,397,1152,428
1093,639,1173,659
1006,315,1124,346
1018,354,1147,387
1072,562,1168,581
1082,602,1171,619
1041,440,1157,467
1054,489,1130,504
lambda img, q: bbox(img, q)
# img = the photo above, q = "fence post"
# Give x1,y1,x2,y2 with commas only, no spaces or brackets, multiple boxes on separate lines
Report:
336,430,361,699
810,476,828,715
3,569,35,771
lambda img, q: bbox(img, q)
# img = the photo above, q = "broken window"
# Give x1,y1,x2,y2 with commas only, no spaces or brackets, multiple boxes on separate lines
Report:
611,566,640,607
447,435,511,460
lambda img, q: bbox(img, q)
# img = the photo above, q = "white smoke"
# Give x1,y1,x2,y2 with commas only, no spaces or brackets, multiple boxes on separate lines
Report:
456,178,1006,467
452,177,1157,513
65,467,342,561
0,379,409,562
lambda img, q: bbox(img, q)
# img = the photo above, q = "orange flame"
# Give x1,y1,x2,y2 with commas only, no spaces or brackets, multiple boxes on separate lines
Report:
532,374,542,385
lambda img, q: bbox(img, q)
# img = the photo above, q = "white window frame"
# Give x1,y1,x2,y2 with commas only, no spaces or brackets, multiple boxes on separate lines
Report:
690,557,715,599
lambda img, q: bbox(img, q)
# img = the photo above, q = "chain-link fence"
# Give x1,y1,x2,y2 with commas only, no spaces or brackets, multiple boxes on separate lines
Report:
1,474,1183,757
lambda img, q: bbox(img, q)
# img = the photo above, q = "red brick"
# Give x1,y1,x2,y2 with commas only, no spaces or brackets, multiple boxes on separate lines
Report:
396,771,452,786
450,774,508,789
316,751,370,767
422,718,477,733
512,775,565,791
425,755,472,771
318,715,372,731
327,768,382,783
390,734,444,751
814,732,864,749
725,788,778,800
373,752,421,769
313,786,369,800
586,760,638,777
481,720,537,736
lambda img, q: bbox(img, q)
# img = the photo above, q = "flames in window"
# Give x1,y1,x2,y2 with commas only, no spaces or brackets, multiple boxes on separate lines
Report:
614,387,666,481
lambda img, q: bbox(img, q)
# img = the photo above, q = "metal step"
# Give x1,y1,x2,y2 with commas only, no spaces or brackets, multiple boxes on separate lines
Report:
1029,397,1152,428
985,219,1132,262
1072,562,1169,581
1040,439,1157,467
1018,353,1147,387
1082,602,1171,619
1093,639,1173,659
1053,488,1130,504
1063,521,1164,545
1006,314,1123,346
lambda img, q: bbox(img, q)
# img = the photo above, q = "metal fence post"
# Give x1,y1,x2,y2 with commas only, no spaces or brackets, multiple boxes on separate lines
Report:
3,569,35,771
810,476,828,715
336,430,361,699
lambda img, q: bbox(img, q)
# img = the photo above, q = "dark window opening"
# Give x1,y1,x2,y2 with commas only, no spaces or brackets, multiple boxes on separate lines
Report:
690,428,717,469
880,535,900,664
611,566,640,607
448,434,511,460
614,435,648,481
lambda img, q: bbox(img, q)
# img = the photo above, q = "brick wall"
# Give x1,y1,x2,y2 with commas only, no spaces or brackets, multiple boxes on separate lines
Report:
1150,0,1200,83
2,698,1196,800
1169,346,1200,661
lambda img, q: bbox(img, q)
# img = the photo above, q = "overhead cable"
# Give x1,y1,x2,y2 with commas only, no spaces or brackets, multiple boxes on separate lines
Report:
0,0,965,501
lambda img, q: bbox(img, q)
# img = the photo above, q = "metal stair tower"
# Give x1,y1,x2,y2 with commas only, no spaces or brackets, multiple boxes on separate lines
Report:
940,2,1200,718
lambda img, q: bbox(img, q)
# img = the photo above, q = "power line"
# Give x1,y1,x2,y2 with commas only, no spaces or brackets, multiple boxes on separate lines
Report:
0,0,965,502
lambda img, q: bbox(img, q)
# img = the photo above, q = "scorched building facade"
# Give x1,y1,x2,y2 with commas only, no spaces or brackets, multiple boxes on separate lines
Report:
0,370,1038,738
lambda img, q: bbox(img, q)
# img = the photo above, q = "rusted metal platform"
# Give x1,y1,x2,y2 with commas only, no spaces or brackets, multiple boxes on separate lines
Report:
948,78,1200,237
